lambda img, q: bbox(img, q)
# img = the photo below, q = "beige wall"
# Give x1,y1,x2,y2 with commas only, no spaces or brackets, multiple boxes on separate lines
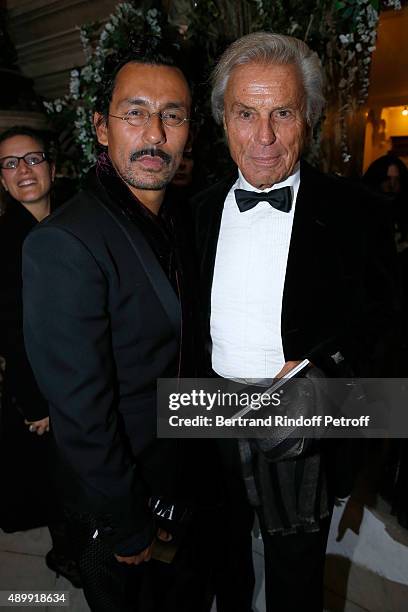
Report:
6,0,119,99
368,6,408,109
364,6,408,171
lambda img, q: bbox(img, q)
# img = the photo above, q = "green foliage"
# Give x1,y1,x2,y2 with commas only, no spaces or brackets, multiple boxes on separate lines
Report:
43,0,401,180
44,3,182,178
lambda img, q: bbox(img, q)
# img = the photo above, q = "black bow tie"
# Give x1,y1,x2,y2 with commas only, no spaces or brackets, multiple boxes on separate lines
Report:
234,186,292,213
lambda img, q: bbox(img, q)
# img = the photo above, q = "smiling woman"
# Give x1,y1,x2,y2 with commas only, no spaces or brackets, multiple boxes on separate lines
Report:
0,129,55,222
0,126,81,587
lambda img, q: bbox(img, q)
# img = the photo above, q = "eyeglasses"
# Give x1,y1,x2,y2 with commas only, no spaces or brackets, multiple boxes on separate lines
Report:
109,108,189,128
0,151,48,170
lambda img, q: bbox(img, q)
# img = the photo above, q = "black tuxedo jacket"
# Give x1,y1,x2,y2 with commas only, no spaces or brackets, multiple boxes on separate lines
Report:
0,201,48,421
193,160,400,378
22,170,183,554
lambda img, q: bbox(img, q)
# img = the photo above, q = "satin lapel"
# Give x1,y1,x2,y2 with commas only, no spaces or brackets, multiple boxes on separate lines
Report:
87,189,181,339
198,176,237,327
281,161,332,355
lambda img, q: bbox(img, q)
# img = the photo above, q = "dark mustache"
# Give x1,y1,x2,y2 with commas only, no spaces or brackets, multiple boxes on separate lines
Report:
130,149,171,164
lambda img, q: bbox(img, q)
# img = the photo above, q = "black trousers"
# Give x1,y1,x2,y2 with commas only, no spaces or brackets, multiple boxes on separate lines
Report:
260,518,331,612
212,440,332,612
66,511,213,612
0,392,58,531
201,440,253,612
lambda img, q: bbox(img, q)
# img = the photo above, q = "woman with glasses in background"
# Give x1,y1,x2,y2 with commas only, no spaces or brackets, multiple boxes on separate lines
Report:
0,125,80,588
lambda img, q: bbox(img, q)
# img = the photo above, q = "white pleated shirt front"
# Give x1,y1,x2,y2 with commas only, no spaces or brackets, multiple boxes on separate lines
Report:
210,166,300,380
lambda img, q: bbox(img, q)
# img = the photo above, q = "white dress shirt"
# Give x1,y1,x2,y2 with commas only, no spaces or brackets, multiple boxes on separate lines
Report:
210,166,300,380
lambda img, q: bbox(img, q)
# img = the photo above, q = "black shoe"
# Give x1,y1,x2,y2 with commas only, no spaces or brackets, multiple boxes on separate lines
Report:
45,549,82,588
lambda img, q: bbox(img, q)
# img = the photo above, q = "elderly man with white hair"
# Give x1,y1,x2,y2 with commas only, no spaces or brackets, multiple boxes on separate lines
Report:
193,32,399,612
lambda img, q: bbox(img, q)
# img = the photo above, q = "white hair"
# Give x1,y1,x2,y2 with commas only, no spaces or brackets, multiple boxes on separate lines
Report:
211,32,325,128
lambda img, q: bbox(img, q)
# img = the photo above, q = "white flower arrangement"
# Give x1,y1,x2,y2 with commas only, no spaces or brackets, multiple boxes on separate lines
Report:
42,0,402,178
43,2,165,176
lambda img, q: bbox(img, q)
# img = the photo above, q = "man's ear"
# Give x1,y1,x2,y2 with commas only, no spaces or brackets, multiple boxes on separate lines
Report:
50,162,56,182
0,175,8,191
222,112,229,145
94,112,108,146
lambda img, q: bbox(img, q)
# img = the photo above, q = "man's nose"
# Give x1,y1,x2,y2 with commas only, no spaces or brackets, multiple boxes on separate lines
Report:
142,113,167,145
256,117,277,145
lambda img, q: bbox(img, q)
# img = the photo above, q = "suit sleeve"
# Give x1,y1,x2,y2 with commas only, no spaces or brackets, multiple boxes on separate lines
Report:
22,226,154,554
0,225,48,421
357,200,401,376
309,196,401,377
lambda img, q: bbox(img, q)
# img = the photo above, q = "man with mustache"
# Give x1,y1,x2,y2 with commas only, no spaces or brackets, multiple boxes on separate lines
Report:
22,45,196,611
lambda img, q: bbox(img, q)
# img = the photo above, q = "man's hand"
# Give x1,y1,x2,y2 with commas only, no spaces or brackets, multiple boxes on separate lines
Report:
336,497,364,541
24,417,49,435
274,360,303,379
114,528,172,565
115,545,152,565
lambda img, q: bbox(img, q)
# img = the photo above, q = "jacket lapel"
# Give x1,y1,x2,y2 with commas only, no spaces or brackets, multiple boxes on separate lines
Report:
195,175,237,336
196,163,337,360
282,160,334,357
85,175,181,339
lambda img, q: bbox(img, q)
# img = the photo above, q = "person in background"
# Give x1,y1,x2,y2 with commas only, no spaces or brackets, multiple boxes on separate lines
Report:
0,125,80,587
363,154,408,529
167,146,196,211
363,154,408,532
171,148,194,189
363,154,408,244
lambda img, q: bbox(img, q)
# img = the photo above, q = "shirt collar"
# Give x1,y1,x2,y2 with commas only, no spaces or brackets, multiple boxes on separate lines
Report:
237,162,300,198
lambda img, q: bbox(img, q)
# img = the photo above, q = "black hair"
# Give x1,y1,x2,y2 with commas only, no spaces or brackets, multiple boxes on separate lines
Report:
94,35,190,126
0,125,54,160
0,125,47,150
363,154,408,193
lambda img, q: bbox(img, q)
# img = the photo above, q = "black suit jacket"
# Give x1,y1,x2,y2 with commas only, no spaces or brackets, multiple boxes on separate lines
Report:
193,160,400,378
0,201,48,421
23,171,184,554
192,160,401,512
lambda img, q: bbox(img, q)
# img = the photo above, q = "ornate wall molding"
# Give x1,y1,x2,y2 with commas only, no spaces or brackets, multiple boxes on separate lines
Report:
0,110,48,130
7,0,118,98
